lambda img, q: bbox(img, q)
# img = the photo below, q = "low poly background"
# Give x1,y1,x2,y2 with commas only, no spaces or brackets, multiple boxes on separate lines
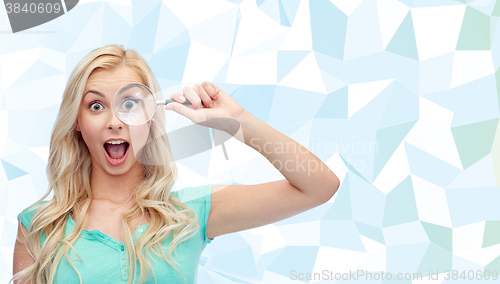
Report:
1,0,500,283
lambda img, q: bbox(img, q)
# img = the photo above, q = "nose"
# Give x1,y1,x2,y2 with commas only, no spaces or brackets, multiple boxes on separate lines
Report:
107,110,124,130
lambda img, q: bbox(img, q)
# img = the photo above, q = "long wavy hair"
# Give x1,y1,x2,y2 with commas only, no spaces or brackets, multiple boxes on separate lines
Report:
11,45,199,284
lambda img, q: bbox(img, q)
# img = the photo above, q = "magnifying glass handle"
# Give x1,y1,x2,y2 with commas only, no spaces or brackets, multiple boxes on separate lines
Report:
164,99,192,105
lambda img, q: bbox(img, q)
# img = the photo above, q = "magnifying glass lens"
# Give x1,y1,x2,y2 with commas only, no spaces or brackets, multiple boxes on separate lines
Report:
113,84,156,126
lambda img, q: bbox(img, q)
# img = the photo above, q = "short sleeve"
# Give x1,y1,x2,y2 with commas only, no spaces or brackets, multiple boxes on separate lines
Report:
172,184,214,244
17,201,48,231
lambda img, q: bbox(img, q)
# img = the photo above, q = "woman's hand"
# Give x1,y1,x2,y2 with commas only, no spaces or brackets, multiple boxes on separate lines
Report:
166,81,247,133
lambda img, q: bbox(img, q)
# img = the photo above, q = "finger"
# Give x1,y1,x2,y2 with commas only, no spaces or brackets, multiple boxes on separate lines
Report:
193,84,213,108
201,81,221,99
170,91,186,103
182,86,203,109
166,102,209,125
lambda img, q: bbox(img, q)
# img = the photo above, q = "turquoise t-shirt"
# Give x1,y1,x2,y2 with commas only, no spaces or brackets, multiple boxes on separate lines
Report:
17,184,214,284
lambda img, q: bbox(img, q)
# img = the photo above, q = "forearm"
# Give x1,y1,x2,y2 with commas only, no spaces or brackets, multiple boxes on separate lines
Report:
236,110,340,201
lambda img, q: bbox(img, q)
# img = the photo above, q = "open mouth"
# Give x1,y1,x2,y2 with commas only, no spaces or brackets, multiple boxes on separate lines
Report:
103,141,130,166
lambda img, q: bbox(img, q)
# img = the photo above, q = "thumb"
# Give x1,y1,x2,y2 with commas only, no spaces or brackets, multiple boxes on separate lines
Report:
165,102,193,116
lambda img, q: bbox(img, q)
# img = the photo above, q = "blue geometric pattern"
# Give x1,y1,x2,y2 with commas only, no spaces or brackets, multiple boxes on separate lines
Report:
1,0,500,283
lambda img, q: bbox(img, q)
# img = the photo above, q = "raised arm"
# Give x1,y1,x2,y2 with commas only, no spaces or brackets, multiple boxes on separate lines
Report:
165,81,340,240
207,108,339,239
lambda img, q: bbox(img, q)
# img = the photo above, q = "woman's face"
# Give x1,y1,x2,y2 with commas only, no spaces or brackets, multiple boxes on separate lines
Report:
75,66,151,177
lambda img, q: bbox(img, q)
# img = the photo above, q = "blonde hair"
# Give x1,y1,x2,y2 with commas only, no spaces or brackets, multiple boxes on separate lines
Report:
11,45,199,284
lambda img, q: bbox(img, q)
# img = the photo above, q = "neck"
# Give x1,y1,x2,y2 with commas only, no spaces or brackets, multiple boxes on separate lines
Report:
89,164,145,205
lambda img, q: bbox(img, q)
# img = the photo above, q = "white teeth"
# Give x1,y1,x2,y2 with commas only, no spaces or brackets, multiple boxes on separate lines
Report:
106,140,127,145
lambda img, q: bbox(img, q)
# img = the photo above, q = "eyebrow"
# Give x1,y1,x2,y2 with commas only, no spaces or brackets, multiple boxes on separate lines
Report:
84,90,106,98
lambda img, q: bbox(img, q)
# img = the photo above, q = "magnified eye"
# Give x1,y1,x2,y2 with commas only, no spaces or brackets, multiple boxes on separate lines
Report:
121,97,140,110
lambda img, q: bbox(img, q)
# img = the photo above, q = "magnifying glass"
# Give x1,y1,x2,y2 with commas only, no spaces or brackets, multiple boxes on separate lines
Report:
113,83,193,126
113,82,230,161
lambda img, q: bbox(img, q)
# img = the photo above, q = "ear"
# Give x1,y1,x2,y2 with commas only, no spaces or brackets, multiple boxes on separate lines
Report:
75,121,80,132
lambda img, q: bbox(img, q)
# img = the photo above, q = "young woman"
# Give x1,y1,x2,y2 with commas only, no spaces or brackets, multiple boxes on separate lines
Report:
12,45,340,284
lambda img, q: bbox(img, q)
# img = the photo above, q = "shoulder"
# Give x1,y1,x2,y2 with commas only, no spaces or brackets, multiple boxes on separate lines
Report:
172,184,214,243
17,201,49,230
172,184,213,204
